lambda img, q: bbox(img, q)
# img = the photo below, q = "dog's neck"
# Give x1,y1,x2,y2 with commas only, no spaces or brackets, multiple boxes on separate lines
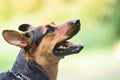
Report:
11,49,60,80
35,54,60,80
35,50,60,80
32,43,61,80
11,49,49,80
11,49,30,74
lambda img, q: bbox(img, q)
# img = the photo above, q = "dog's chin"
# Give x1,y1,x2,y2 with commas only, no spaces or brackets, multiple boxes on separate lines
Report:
53,41,83,56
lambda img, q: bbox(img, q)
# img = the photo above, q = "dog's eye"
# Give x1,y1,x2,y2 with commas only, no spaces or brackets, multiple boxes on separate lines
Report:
47,25,55,33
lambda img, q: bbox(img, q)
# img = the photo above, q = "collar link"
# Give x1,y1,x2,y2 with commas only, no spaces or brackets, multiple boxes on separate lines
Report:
11,71,30,80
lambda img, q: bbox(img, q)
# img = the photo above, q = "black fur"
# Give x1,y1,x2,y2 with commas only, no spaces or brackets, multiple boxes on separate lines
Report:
30,27,45,46
0,49,49,80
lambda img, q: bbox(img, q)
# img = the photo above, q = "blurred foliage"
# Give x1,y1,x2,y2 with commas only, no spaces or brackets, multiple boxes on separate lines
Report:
98,0,120,39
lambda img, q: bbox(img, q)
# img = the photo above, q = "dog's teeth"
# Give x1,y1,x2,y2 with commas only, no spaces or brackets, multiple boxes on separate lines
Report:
60,46,63,48
63,47,67,49
58,46,64,49
57,46,68,49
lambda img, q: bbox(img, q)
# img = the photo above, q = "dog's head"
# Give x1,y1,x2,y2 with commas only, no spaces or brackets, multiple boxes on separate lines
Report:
2,19,83,61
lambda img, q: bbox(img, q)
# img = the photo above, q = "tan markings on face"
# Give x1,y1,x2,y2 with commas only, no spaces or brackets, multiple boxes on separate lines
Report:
24,21,75,62
34,23,71,59
29,21,78,80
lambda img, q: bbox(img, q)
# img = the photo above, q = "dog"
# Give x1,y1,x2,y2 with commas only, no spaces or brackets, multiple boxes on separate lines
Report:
0,19,83,80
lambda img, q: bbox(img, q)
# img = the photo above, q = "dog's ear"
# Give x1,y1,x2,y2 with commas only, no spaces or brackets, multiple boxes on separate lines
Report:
18,24,32,32
2,30,29,48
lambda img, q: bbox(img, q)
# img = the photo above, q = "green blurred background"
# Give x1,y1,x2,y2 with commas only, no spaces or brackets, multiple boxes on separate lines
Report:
0,0,120,80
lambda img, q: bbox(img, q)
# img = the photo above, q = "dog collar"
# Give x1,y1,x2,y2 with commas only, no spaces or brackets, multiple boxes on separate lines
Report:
10,71,30,80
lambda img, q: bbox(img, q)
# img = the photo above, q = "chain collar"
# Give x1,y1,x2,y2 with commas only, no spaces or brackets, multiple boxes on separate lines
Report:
11,71,30,80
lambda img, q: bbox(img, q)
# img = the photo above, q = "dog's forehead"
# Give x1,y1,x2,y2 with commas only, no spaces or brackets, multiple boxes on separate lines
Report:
30,23,56,46
31,26,45,46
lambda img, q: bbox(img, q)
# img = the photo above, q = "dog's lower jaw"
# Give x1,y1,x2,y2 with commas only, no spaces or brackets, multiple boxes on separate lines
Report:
35,55,60,80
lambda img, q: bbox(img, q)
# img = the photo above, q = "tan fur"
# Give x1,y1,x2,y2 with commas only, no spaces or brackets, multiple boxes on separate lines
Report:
3,20,80,80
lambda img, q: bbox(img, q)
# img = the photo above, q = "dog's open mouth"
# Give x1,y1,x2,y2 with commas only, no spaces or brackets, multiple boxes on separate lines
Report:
53,40,83,56
53,19,83,56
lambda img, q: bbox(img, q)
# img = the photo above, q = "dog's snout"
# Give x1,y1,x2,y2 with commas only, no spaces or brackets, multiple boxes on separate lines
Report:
71,19,80,26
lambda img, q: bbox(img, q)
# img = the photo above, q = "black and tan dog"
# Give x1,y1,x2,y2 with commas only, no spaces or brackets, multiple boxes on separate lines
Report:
0,19,83,80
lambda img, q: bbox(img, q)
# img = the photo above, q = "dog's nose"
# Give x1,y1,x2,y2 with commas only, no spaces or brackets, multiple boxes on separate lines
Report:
71,19,80,26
